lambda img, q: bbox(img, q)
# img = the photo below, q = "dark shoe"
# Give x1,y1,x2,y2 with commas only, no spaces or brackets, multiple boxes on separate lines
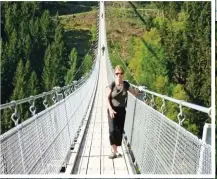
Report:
116,153,122,157
108,153,117,159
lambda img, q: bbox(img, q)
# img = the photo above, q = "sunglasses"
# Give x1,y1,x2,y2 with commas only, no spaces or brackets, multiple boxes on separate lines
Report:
115,72,123,76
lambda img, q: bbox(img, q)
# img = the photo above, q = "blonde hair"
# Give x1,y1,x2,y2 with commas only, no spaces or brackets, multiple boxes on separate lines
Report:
114,65,124,73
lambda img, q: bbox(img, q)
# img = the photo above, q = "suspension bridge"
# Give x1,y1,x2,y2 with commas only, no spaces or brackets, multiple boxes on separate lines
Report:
0,2,213,175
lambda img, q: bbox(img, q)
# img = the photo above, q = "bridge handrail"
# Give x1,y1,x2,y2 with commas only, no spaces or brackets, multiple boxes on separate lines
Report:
0,64,94,111
130,83,211,116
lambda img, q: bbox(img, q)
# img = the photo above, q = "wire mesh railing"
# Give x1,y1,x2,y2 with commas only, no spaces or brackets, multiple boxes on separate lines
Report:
0,56,99,174
124,94,211,174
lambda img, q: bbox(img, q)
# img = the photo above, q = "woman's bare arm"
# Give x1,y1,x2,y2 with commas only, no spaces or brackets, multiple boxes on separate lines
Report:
106,87,113,110
128,86,139,96
106,87,116,118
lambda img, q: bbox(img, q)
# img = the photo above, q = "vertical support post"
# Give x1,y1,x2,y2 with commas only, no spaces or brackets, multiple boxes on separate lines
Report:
197,141,205,174
17,129,26,173
197,123,211,174
11,102,26,173
170,126,180,174
63,98,72,146
152,116,163,173
34,118,45,171
130,97,137,145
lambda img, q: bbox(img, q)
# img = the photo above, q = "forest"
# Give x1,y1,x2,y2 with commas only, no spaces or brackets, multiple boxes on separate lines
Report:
105,1,211,137
1,2,97,133
0,2,212,138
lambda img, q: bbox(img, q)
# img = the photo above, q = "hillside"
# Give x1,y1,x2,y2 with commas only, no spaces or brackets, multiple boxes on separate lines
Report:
1,1,211,137
59,11,97,58
57,2,211,137
1,2,97,133
105,2,211,137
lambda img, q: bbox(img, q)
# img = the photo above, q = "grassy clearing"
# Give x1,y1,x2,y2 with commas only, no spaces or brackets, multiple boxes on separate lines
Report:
59,10,97,31
105,6,147,59
59,8,97,62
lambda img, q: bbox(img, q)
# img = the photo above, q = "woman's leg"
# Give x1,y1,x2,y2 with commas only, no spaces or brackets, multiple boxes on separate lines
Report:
108,109,120,158
108,109,117,152
111,144,118,153
115,108,126,154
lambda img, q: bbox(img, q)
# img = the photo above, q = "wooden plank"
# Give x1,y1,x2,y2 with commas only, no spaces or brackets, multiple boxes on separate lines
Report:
92,129,101,135
86,156,101,174
101,138,110,145
101,155,114,174
102,127,109,132
94,118,102,122
93,126,102,132
102,133,109,140
91,139,101,145
101,134,110,146
91,138,101,143
90,145,101,156
114,169,129,175
101,146,111,156
113,154,128,172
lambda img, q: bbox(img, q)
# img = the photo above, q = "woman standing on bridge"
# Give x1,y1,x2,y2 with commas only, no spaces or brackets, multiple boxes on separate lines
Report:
106,65,139,159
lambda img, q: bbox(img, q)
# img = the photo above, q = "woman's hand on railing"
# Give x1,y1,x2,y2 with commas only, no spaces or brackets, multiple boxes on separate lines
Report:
137,86,144,92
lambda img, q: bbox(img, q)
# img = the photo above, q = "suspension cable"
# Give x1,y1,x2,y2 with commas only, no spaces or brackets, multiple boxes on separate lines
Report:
73,41,96,80
112,48,141,86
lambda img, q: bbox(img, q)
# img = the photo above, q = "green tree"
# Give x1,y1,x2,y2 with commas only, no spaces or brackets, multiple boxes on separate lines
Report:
65,48,78,85
42,45,56,91
1,108,14,134
27,71,39,96
52,24,66,86
83,54,92,75
11,60,25,100
40,10,51,46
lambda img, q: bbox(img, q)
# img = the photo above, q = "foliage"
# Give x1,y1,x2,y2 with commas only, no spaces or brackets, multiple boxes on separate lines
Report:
106,2,211,136
83,54,93,75
65,48,78,84
1,2,96,132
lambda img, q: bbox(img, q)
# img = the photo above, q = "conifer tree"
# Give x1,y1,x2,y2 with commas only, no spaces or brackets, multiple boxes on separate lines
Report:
27,71,39,96
11,60,25,100
42,45,56,91
40,10,51,46
4,3,14,36
1,108,13,134
83,54,92,75
52,24,66,86
65,48,78,85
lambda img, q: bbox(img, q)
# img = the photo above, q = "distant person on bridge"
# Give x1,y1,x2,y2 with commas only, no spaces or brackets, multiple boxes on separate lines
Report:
106,65,139,159
102,45,105,55
101,13,103,18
